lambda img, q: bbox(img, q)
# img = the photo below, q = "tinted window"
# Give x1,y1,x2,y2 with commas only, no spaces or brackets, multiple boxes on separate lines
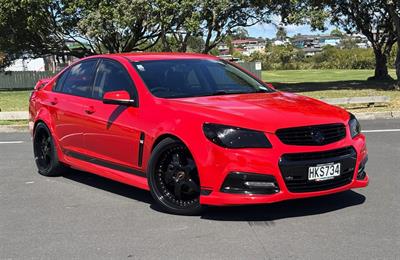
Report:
93,60,135,99
133,59,272,98
61,60,98,97
53,69,69,92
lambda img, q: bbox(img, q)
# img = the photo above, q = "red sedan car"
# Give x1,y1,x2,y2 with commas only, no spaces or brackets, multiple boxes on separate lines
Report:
29,53,369,215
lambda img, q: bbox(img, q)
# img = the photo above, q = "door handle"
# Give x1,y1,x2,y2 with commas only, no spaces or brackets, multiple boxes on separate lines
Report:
50,98,58,105
84,106,96,114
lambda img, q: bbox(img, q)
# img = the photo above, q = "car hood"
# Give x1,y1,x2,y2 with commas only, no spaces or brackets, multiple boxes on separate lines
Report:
165,92,350,133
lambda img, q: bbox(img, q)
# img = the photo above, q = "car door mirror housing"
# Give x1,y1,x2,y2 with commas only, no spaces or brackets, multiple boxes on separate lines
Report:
103,90,135,106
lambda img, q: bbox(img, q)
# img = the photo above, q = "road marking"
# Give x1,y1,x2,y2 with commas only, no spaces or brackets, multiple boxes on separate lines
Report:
0,141,24,144
363,129,400,133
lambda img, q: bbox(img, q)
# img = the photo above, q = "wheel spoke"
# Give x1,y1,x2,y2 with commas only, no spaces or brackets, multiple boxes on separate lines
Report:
45,153,51,163
185,178,200,193
164,168,175,184
172,153,181,165
174,181,183,200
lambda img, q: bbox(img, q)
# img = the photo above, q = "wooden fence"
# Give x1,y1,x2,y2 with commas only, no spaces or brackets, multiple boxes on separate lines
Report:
0,71,56,90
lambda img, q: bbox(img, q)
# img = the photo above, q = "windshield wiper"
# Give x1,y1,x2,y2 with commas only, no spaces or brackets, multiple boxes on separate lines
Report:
209,90,264,96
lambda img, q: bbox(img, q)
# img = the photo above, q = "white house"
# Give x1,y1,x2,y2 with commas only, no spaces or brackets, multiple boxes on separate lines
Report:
5,58,46,71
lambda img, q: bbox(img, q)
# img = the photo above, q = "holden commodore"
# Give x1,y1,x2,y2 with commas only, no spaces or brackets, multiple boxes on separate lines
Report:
29,53,369,215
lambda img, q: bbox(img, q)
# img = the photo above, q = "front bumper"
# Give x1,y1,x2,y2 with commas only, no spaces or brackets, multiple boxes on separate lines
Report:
197,133,369,206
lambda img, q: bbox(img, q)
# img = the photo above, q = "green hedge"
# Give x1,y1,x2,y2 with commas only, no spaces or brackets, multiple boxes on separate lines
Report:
245,45,397,71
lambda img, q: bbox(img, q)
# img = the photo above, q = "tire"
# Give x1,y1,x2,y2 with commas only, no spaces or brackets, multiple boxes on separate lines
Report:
148,138,203,215
33,122,68,177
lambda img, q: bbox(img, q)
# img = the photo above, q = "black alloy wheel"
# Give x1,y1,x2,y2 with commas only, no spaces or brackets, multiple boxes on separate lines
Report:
33,122,67,176
148,138,203,215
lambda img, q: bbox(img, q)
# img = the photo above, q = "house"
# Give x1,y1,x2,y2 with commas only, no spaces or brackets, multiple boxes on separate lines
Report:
292,35,341,49
4,41,86,72
218,38,266,56
4,58,46,71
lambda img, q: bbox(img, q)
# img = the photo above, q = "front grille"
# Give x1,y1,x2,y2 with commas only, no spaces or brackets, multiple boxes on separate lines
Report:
279,147,356,193
276,123,346,146
282,146,355,161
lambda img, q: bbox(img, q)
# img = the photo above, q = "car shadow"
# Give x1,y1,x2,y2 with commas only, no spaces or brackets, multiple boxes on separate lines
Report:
62,169,366,222
200,190,365,222
62,169,154,205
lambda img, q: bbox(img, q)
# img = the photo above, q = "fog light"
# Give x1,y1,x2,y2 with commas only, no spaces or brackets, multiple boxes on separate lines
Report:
244,181,277,189
221,172,279,194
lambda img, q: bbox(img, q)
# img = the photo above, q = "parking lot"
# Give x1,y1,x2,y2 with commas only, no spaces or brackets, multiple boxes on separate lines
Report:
1,119,399,259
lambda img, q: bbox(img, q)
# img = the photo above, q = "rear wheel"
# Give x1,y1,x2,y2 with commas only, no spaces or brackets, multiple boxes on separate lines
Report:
148,138,203,215
33,122,67,176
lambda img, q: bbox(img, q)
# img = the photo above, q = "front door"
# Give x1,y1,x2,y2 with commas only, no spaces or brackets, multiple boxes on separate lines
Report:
81,59,142,169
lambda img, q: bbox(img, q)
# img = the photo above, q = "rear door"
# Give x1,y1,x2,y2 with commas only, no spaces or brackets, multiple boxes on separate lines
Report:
51,59,99,154
80,59,143,170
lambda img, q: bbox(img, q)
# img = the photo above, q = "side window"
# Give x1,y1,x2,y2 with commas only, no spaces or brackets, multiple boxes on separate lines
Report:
53,69,69,92
61,60,98,97
92,60,135,99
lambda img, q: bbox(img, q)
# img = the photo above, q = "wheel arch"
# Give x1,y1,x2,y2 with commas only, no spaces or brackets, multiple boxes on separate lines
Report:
32,109,66,163
151,133,185,152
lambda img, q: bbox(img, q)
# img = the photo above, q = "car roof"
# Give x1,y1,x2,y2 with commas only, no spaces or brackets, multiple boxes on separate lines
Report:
89,52,220,62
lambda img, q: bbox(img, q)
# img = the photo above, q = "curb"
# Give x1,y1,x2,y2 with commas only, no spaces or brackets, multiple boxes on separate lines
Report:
354,111,400,120
0,111,29,120
0,125,29,133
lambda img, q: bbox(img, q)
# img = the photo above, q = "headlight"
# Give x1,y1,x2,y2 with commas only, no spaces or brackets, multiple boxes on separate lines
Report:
349,113,361,138
203,123,272,148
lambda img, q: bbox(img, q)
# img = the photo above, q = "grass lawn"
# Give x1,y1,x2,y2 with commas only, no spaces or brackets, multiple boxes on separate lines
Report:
0,119,28,125
262,69,397,83
262,69,399,112
0,90,31,112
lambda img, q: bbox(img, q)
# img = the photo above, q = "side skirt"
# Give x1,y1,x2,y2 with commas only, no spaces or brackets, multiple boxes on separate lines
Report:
63,149,149,191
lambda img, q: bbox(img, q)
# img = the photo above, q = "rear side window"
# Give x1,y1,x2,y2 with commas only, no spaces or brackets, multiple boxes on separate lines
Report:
61,60,98,97
92,60,135,99
53,70,69,92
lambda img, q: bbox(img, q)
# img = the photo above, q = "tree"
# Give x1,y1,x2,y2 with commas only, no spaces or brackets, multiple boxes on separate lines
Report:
225,35,235,55
286,0,396,80
330,28,343,37
0,0,164,70
339,37,359,49
327,0,396,80
388,0,400,87
231,27,250,39
198,0,270,53
275,24,287,41
263,0,396,80
0,0,274,68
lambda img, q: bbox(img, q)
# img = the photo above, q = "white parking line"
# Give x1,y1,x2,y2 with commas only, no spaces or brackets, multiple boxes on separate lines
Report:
0,141,24,144
363,129,400,133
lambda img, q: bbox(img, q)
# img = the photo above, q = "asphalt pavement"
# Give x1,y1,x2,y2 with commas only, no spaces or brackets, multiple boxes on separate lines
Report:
1,119,399,259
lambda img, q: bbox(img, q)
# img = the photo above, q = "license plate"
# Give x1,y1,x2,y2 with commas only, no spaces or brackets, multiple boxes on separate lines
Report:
308,163,341,181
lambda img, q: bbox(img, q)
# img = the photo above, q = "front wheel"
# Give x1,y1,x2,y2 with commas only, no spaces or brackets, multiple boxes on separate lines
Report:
148,138,203,215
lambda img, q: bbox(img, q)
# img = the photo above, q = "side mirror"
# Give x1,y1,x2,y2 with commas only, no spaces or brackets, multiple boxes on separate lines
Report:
103,90,135,106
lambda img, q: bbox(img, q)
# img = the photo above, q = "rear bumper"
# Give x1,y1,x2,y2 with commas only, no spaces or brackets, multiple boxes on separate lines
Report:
197,134,369,206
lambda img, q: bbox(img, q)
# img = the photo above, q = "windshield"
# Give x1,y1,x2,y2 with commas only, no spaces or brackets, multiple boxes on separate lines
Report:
132,59,273,98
